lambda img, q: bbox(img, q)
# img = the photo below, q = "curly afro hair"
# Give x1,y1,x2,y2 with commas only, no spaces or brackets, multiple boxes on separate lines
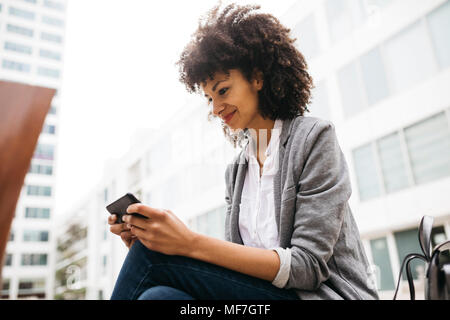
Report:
175,2,314,148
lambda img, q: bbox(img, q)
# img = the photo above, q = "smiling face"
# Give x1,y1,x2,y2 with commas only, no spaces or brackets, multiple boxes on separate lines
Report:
201,68,265,132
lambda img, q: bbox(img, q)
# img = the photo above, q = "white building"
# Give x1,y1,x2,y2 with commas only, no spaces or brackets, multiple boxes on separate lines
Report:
281,0,450,299
54,0,450,300
0,0,68,299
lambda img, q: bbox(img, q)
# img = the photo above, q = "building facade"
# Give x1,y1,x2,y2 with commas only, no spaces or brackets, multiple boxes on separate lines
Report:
0,0,68,299
281,0,450,298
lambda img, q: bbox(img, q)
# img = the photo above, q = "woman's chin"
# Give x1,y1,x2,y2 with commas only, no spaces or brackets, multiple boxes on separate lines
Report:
227,122,241,132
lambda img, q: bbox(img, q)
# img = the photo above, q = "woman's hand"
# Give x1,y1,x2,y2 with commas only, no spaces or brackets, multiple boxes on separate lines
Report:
123,204,197,256
108,214,138,249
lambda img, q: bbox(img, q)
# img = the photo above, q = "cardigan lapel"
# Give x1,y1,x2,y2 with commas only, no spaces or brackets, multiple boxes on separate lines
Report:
273,117,295,242
229,148,248,245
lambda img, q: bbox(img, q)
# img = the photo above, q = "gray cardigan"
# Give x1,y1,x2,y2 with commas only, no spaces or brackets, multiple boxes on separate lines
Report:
224,115,380,300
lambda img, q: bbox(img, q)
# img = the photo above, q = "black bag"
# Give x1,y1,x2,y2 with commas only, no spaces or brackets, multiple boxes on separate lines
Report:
393,215,450,300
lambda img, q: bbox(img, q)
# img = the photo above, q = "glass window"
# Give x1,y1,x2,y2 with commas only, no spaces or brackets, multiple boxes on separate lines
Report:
49,105,57,115
39,49,61,61
4,254,12,267
29,164,53,175
377,132,410,193
7,24,34,37
1,279,10,299
37,66,60,78
42,124,56,134
33,144,54,160
394,228,425,280
41,32,63,43
427,1,450,70
404,112,450,185
21,254,48,266
25,207,51,219
18,278,45,298
338,60,366,118
383,20,436,93
292,14,320,61
4,41,32,55
2,59,31,73
42,15,64,27
352,143,382,201
9,6,35,20
360,47,390,106
308,81,331,121
43,0,65,11
23,230,49,242
26,185,52,197
370,237,396,291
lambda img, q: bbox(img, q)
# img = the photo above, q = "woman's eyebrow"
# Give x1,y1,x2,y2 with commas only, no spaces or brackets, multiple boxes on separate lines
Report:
204,79,228,98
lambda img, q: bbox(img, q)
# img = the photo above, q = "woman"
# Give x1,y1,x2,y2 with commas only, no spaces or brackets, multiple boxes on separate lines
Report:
109,3,379,300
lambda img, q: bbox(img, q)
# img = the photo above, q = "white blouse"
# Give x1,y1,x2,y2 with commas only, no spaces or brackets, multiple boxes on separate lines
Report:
239,119,291,289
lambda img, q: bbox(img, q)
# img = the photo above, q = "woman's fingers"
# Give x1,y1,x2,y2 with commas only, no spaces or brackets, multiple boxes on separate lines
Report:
107,214,137,249
108,214,117,225
109,222,130,235
121,231,137,248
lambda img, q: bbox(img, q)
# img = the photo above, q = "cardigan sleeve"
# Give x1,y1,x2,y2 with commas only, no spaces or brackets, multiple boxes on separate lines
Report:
270,247,292,288
283,120,352,291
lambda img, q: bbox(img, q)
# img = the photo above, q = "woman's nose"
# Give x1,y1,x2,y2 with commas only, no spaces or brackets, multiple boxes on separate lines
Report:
212,101,225,117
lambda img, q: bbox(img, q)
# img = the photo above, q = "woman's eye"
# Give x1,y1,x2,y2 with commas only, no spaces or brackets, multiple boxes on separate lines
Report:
219,88,228,95
206,88,228,105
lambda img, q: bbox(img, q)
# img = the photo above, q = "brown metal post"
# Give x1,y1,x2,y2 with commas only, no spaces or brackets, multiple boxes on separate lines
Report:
0,80,55,284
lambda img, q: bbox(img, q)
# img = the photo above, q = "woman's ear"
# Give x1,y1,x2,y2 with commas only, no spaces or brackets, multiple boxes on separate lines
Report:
252,69,264,91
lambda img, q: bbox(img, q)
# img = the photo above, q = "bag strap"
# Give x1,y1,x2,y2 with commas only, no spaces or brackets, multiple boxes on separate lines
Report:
419,216,434,260
393,253,427,300
432,240,450,254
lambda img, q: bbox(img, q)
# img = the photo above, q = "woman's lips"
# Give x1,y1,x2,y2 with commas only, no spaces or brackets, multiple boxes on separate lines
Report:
224,110,236,124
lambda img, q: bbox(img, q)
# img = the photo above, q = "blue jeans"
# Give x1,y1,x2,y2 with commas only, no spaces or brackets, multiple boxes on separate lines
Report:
110,240,299,300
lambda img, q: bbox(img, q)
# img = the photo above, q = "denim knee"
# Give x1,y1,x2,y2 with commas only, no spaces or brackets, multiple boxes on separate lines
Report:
137,285,195,300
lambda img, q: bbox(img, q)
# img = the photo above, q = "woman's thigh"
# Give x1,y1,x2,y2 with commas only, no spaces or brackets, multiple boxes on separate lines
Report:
111,240,299,300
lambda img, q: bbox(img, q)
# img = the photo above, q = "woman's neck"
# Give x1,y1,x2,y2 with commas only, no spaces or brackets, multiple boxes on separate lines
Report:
247,118,275,166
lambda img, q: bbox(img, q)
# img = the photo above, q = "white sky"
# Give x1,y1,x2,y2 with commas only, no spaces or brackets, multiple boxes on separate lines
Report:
55,0,297,216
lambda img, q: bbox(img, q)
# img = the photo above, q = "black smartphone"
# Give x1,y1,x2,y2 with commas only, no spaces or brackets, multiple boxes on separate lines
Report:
106,193,148,224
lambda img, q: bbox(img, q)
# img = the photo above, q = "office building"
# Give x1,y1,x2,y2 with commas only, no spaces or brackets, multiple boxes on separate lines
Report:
282,0,450,298
0,0,68,299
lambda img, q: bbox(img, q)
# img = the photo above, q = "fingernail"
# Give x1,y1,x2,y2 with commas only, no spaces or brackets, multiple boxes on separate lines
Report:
127,224,131,228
